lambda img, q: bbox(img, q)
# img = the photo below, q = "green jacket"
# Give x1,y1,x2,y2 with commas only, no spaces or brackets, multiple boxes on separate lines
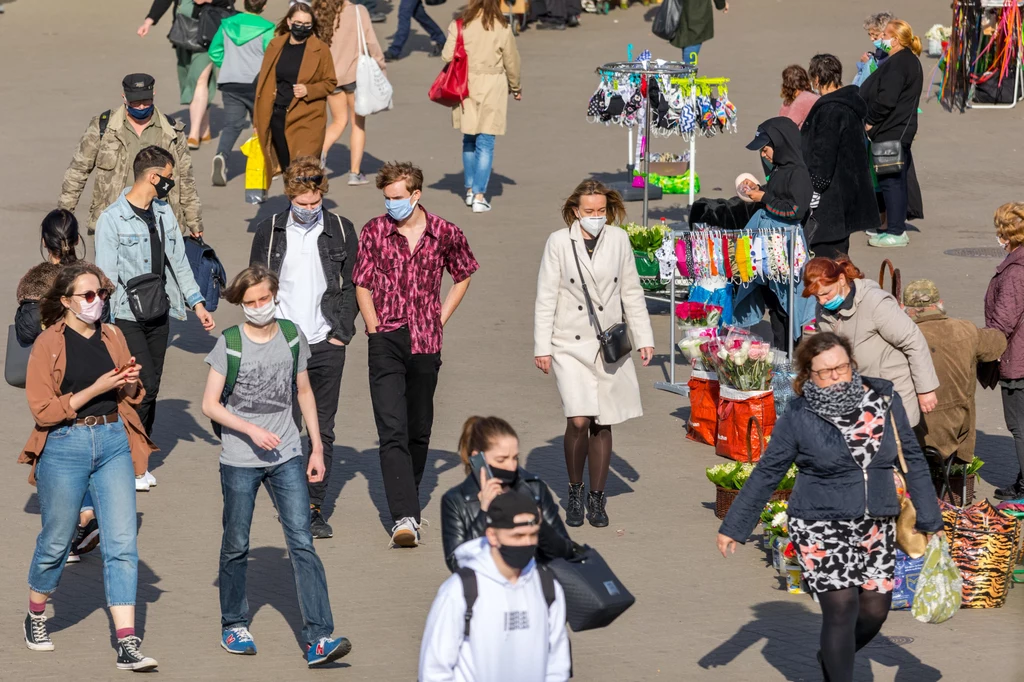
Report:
671,0,727,50
208,11,275,68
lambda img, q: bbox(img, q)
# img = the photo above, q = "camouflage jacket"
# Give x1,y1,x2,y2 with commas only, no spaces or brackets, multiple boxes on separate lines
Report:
58,105,203,234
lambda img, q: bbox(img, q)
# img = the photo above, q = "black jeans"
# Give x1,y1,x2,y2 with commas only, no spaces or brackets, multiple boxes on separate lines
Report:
876,145,912,236
367,328,440,523
304,340,347,509
115,314,170,436
1002,386,1024,480
270,105,290,173
216,86,256,158
810,237,851,260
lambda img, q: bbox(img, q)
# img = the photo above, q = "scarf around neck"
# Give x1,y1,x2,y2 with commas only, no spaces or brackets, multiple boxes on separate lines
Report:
803,371,866,417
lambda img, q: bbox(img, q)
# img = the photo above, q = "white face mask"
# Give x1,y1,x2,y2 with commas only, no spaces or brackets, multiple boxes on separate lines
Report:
579,216,607,236
243,300,277,327
71,297,104,325
999,238,1010,251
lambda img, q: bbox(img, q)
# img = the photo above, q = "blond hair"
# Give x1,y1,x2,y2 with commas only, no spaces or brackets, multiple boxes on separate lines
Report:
887,19,922,56
561,179,627,228
283,156,329,199
995,203,1024,249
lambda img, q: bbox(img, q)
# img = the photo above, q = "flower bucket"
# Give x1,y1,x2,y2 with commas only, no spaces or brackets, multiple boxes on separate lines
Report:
927,38,942,57
716,389,776,462
714,484,790,520
784,564,806,594
633,250,665,292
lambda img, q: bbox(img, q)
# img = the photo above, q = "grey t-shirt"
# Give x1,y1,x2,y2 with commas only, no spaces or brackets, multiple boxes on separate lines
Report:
204,325,311,467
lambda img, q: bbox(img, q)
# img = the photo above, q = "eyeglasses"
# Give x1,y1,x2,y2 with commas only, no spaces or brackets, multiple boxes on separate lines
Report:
811,363,852,380
72,289,110,303
295,175,324,184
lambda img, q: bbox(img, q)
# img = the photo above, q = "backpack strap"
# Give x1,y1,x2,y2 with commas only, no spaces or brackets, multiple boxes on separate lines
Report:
276,319,301,380
98,109,111,137
456,568,478,638
220,325,243,403
538,564,556,610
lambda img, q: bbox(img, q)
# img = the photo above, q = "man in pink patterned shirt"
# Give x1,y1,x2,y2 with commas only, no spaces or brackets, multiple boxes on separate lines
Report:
353,161,479,547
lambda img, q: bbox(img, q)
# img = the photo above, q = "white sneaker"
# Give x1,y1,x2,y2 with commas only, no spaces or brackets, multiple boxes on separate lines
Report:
465,189,474,206
390,517,420,547
143,471,157,487
135,476,150,492
472,198,491,213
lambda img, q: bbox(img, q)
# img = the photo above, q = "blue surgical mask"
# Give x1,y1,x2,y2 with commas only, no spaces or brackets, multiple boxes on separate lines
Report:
822,294,846,311
291,203,322,225
385,197,417,222
127,104,153,120
874,38,893,53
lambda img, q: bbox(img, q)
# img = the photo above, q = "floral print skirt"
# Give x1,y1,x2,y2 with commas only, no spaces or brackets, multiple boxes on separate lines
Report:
788,516,897,594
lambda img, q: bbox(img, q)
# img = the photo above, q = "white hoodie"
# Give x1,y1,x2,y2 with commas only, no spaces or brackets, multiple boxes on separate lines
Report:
419,537,571,682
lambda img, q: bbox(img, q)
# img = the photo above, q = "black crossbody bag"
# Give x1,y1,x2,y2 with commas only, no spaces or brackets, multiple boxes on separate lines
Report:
870,117,912,177
570,240,632,364
119,217,180,323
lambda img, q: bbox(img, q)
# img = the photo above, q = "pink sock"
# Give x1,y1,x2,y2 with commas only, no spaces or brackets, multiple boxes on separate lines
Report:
29,599,45,615
116,627,135,640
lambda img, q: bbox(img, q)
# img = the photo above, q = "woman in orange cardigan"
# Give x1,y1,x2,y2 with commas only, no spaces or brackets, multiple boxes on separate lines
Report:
255,2,337,180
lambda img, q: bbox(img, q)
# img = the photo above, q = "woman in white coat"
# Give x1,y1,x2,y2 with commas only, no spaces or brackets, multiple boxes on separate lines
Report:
534,180,655,528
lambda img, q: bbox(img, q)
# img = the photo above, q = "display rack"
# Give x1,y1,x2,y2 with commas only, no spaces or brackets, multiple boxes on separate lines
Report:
941,0,1024,111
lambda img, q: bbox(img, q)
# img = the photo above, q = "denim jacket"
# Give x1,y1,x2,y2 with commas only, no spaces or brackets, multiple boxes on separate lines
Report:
95,190,205,322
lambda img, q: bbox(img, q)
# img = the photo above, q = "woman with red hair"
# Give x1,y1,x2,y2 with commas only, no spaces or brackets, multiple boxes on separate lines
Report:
803,255,938,426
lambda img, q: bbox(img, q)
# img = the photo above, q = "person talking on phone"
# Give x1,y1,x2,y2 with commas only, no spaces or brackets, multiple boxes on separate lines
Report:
533,180,654,529
19,262,159,671
440,416,575,572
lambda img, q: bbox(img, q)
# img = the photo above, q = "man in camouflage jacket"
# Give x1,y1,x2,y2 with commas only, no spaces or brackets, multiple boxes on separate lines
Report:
59,73,204,235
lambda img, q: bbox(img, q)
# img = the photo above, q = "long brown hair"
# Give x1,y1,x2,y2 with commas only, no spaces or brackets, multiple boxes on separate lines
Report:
461,0,508,30
801,256,863,297
561,179,627,228
780,65,812,105
39,263,105,328
312,0,345,44
793,332,857,395
276,2,318,37
458,416,518,475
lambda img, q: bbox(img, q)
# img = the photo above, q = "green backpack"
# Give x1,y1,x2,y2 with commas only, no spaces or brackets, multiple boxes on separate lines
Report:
213,320,301,438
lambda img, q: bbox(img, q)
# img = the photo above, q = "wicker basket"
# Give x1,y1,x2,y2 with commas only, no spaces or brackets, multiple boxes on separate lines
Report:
712,416,793,519
933,473,976,507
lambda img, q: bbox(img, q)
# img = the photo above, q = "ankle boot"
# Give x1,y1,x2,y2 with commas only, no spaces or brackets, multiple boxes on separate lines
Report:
566,483,585,527
586,490,609,527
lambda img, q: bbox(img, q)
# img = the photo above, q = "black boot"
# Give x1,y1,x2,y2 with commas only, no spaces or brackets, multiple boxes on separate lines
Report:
586,490,609,527
566,483,585,527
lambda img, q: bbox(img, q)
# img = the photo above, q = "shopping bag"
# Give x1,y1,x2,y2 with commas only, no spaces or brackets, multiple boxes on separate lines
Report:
715,387,776,461
545,545,635,632
354,6,393,116
941,499,1021,608
5,324,32,388
911,535,962,623
890,549,925,610
651,0,682,41
240,134,269,204
428,20,468,107
686,369,719,446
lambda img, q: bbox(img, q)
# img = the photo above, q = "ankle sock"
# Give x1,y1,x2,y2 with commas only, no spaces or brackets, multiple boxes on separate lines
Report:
116,627,135,640
29,599,46,615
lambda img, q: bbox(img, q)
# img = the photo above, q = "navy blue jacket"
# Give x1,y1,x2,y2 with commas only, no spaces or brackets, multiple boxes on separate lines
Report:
719,377,943,543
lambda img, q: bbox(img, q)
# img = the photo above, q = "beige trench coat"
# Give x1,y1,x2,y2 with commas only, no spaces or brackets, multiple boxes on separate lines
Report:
534,223,656,425
441,18,521,136
817,278,939,426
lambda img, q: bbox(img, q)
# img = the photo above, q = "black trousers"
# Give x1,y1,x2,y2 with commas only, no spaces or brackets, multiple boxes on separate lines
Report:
876,145,912,236
810,237,851,260
304,340,347,508
367,328,440,523
1002,386,1024,480
270,105,290,173
115,314,170,437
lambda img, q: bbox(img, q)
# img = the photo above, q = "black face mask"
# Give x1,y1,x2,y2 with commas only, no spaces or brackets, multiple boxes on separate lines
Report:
498,543,536,570
491,466,519,487
290,24,313,41
154,174,175,200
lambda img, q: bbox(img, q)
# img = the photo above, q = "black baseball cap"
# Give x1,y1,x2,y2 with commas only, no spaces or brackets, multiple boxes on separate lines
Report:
486,491,539,529
745,126,771,151
122,73,155,103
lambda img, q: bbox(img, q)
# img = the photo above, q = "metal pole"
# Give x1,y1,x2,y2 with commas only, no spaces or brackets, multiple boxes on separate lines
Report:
642,79,652,228
688,82,697,208
788,226,796,359
669,240,677,385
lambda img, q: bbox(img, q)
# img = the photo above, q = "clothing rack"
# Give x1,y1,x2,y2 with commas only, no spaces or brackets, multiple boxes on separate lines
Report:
940,0,1024,111
654,224,801,398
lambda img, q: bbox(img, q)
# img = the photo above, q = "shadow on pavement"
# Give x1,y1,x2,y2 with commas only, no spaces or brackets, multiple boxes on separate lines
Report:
975,429,1020,489
323,147,387,180
428,170,517,200
698,600,942,681
523,436,638,509
149,398,220,472
169,313,218,356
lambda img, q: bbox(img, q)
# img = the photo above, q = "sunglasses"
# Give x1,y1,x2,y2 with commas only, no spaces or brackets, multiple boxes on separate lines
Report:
295,175,324,184
71,289,110,303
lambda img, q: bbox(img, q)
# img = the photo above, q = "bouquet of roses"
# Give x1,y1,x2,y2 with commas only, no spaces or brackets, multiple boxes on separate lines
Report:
678,326,718,365
675,301,723,329
711,331,774,391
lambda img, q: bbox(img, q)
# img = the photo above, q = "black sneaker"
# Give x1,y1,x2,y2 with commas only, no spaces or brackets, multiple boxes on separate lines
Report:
370,12,386,22
565,483,585,527
994,478,1024,500
586,490,609,527
537,20,567,30
429,43,444,57
384,49,400,62
310,507,333,539
76,518,100,555
24,612,54,651
116,635,158,672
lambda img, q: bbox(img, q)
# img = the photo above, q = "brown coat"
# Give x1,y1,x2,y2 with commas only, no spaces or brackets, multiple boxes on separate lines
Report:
441,18,521,136
910,308,1007,462
255,34,338,181
19,321,156,484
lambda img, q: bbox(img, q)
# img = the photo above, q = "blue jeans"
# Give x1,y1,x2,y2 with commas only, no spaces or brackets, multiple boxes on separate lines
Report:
682,44,701,65
462,134,495,197
28,421,138,606
388,0,446,54
219,457,334,644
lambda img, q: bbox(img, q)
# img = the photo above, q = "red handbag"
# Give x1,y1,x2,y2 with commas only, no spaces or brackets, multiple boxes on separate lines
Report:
428,19,468,106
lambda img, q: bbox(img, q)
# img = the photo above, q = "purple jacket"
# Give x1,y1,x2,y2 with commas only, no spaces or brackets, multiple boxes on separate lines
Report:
985,246,1024,379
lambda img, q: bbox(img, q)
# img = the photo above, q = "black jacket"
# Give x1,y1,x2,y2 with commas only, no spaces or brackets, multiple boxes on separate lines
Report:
758,117,813,224
249,210,358,344
441,468,574,573
801,86,881,243
860,48,923,145
719,376,943,543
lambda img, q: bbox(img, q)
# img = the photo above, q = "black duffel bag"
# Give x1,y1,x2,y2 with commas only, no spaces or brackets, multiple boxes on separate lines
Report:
167,13,203,52
545,545,635,632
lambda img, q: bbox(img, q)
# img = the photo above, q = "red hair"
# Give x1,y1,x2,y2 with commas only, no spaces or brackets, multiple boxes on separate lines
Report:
802,256,863,297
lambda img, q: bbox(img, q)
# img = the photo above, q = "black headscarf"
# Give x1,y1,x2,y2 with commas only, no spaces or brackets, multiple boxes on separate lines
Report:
757,117,813,223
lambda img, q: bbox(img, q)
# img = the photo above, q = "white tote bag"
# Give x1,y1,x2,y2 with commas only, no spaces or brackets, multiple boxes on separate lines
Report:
354,6,393,116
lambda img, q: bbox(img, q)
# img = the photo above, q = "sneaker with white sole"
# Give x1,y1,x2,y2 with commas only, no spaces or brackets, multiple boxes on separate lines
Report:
135,475,150,492
390,517,420,547
24,612,54,651
864,229,879,238
348,172,369,186
472,198,491,213
143,470,157,487
116,635,158,671
465,189,474,206
76,518,100,554
868,232,909,248
221,627,257,655
212,154,227,186
307,636,351,666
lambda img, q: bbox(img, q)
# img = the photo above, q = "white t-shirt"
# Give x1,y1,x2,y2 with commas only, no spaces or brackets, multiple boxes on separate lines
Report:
277,212,331,344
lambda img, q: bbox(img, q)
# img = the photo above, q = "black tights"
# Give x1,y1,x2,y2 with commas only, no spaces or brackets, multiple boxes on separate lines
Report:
817,587,892,682
564,417,612,490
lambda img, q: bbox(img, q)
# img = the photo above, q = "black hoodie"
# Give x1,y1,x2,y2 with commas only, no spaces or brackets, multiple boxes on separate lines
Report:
757,117,812,223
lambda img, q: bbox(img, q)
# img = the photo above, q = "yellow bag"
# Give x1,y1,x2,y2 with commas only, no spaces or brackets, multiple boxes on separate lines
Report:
240,134,268,204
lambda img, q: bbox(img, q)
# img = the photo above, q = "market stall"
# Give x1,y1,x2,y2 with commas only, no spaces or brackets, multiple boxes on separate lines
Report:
939,0,1023,111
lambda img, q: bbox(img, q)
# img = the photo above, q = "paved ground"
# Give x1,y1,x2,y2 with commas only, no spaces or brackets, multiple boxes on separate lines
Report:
1,0,1023,680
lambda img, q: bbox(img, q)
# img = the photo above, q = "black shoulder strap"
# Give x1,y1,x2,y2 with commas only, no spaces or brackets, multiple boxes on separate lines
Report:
98,109,111,136
569,239,606,336
164,114,177,127
538,565,556,609
456,568,477,638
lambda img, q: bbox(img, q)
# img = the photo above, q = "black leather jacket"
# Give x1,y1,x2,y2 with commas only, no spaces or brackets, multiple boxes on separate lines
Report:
441,468,574,573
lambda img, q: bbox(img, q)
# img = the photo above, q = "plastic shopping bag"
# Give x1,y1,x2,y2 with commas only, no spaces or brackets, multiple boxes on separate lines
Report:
240,134,269,204
910,535,962,624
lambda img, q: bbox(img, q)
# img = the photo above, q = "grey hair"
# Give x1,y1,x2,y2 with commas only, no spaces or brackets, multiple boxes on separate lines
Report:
863,12,895,31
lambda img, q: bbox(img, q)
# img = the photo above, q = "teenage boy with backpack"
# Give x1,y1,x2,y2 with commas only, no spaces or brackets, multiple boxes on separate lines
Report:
201,264,351,667
418,491,571,682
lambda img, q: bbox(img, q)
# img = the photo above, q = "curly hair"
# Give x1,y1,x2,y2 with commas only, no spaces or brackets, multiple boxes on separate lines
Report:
561,179,626,228
863,11,895,32
312,0,344,45
793,332,857,395
995,202,1024,249
802,256,863,297
780,65,812,105
283,156,329,199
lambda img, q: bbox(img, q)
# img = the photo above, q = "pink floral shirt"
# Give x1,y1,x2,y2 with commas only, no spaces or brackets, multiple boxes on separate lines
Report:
352,206,478,354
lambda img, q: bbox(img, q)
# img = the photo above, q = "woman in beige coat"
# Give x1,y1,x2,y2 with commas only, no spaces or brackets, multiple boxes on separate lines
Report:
803,256,939,426
534,180,655,528
441,0,521,214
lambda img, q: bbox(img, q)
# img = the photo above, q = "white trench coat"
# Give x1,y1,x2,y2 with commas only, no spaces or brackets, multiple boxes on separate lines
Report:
534,222,655,425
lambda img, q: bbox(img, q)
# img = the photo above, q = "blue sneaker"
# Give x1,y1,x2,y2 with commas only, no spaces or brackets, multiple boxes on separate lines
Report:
221,627,257,655
306,636,352,667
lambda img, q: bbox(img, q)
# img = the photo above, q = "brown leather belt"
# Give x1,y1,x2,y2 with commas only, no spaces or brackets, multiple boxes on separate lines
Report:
72,412,119,427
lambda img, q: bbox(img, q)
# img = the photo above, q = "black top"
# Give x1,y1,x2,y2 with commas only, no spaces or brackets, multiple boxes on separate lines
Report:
757,117,812,223
275,40,307,109
130,202,164,276
859,48,923,145
60,326,118,418
583,236,598,258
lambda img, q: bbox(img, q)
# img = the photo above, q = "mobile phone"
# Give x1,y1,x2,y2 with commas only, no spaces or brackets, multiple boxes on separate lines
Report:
117,361,137,373
470,453,493,482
